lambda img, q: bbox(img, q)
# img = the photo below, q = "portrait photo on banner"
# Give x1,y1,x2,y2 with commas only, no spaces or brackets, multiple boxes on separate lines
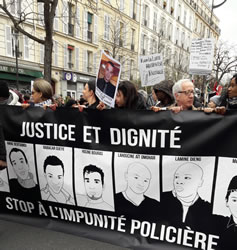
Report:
213,157,237,217
35,145,75,205
161,156,216,231
162,156,215,202
6,141,39,199
113,152,160,218
74,148,114,212
95,50,121,108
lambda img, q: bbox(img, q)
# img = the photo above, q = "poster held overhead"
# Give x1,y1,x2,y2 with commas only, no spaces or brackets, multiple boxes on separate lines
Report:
95,50,121,108
189,38,215,75
139,53,165,87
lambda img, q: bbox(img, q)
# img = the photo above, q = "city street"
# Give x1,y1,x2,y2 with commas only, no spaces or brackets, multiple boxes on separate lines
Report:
0,219,129,250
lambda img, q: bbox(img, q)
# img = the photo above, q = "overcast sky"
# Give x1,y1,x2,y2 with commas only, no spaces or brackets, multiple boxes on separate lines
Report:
214,0,237,44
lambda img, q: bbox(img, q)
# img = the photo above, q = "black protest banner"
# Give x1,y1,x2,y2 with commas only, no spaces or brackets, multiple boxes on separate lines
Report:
0,105,237,250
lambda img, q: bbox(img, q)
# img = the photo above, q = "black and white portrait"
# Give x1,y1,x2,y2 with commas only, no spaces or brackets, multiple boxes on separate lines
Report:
114,153,160,218
75,149,114,211
6,141,40,200
161,156,215,231
36,145,74,205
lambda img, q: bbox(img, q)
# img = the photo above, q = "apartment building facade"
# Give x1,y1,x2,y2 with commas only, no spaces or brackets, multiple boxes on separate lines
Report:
0,0,220,98
139,0,220,80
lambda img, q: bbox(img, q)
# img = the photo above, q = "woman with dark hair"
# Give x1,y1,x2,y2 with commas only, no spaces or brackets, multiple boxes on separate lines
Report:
115,81,147,109
219,74,237,109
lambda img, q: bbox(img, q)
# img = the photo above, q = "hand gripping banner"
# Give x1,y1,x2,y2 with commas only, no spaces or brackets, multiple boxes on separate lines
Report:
0,105,237,250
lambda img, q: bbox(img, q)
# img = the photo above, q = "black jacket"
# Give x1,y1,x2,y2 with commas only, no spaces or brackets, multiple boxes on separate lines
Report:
97,78,116,98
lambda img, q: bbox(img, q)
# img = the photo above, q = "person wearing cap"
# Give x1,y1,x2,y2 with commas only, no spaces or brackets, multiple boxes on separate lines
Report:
208,95,221,108
151,80,174,112
0,80,21,106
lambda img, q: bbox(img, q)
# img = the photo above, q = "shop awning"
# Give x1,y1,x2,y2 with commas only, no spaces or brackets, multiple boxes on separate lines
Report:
0,72,38,82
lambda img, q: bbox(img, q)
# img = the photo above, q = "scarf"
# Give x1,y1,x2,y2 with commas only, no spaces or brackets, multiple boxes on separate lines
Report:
34,99,52,107
228,97,237,109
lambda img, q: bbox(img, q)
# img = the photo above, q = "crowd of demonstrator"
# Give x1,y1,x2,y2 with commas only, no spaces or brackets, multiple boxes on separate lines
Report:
1,74,237,114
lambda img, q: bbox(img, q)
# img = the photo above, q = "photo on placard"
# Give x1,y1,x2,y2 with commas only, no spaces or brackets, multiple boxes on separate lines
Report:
6,141,40,199
74,149,114,212
162,156,215,230
36,145,75,205
95,50,121,107
114,152,161,218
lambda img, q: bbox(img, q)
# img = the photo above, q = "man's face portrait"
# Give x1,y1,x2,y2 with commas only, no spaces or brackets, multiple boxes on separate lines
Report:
126,164,151,194
175,81,194,110
10,151,29,180
173,163,203,199
84,171,103,200
45,165,64,194
226,190,237,219
104,63,114,83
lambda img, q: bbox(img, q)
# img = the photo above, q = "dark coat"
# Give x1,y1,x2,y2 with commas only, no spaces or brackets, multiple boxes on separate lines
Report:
97,78,116,98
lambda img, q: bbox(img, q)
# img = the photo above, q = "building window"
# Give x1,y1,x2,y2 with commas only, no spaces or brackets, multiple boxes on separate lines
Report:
143,4,149,26
68,2,74,36
87,12,93,43
177,4,181,21
68,45,74,69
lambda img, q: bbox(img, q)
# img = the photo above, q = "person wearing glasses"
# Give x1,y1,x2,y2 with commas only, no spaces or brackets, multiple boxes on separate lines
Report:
169,79,196,113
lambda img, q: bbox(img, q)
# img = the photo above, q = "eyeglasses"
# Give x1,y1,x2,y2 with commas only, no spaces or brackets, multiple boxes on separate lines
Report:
178,90,194,96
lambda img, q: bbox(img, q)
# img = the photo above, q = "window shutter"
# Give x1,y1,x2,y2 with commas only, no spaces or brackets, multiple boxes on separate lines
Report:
38,3,44,26
93,53,97,74
63,1,68,34
94,14,98,44
40,39,44,64
83,11,88,41
130,0,134,18
64,44,68,69
5,25,12,57
136,1,140,21
75,6,80,38
54,6,59,31
142,4,145,25
54,40,58,66
75,47,79,71
24,35,29,60
147,7,150,28
83,49,87,72
116,20,120,45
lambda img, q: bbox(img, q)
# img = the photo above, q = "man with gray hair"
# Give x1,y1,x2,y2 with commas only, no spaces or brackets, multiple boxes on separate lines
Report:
170,79,196,113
